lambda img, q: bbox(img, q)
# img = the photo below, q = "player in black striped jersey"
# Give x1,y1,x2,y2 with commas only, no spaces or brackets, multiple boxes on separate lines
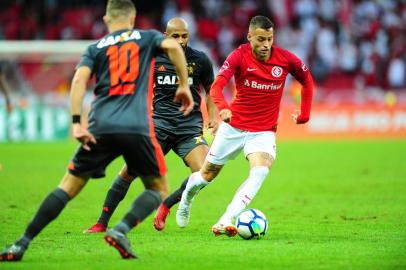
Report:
84,17,218,234
0,0,193,261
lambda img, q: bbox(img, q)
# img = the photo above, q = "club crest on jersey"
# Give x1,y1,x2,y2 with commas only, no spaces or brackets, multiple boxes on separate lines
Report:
271,66,283,78
219,61,230,72
187,62,196,75
97,30,141,48
301,63,308,71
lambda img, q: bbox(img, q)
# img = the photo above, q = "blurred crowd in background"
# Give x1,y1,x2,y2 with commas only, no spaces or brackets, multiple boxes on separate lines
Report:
0,0,406,106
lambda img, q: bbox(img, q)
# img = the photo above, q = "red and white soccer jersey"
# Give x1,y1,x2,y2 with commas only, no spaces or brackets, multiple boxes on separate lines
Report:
211,43,313,132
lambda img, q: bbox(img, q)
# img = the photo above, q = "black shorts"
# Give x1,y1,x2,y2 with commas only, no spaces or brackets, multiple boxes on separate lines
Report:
155,126,208,160
68,134,166,179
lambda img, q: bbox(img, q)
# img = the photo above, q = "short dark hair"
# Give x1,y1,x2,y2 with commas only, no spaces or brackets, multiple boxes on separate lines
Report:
249,16,274,31
106,0,136,19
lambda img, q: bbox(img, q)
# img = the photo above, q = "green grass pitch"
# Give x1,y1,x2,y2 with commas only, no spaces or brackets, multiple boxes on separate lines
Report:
0,140,405,270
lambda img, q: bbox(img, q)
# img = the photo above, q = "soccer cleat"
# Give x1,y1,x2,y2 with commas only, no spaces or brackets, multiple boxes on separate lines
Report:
0,244,26,262
153,204,170,231
83,223,107,234
211,222,238,237
104,229,137,259
176,202,192,228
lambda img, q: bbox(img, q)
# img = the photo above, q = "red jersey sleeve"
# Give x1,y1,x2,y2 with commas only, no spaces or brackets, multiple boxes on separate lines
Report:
286,51,314,123
210,49,243,111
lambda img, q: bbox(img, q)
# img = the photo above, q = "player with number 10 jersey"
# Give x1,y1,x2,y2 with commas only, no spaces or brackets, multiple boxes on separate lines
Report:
80,29,164,137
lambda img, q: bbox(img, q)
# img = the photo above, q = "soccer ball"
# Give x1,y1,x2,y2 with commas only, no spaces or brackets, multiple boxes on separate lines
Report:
235,209,268,240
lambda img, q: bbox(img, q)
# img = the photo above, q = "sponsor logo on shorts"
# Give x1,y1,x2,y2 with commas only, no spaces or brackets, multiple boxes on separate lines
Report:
194,135,203,144
68,161,75,170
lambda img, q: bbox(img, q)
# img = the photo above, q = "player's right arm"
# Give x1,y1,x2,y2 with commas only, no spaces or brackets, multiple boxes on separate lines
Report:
70,66,96,151
285,51,314,125
210,48,242,123
160,38,193,116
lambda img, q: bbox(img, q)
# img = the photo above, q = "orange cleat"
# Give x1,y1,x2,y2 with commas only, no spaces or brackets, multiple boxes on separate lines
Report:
211,222,238,237
83,223,107,234
153,204,170,231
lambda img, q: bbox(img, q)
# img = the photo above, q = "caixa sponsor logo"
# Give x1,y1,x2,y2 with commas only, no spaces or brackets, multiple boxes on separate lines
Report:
244,79,282,90
97,30,141,48
156,75,193,85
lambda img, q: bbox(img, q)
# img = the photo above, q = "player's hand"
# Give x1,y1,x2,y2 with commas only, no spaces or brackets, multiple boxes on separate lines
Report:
291,110,309,124
174,85,194,116
219,109,232,123
207,119,219,135
72,123,97,151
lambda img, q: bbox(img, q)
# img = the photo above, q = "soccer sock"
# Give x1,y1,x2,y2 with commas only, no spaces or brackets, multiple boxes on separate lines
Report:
220,166,269,223
114,189,162,234
97,175,131,226
181,172,209,204
162,177,188,208
16,188,71,248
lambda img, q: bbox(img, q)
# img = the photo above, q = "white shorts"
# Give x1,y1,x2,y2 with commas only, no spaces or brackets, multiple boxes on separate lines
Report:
206,122,276,165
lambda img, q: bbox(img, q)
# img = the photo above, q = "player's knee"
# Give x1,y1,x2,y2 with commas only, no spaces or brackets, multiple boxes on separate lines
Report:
200,163,222,182
200,170,216,181
143,177,168,199
58,173,87,198
119,166,135,182
188,160,204,172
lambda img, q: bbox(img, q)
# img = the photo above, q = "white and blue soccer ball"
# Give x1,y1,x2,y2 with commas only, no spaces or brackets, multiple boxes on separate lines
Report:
235,209,268,240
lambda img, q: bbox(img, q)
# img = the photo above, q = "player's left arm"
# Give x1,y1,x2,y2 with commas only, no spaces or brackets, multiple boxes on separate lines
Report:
201,54,219,133
203,85,219,134
70,66,96,150
160,38,193,115
288,53,314,124
0,72,12,113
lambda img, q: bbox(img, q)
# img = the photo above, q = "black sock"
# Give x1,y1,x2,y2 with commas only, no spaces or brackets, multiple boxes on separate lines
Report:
162,177,188,208
97,176,132,226
114,189,161,234
16,188,70,248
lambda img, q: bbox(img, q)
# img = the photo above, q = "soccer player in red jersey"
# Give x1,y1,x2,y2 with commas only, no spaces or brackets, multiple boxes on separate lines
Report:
176,15,313,236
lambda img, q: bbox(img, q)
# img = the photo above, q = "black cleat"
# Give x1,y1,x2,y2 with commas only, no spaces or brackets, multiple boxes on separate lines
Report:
0,244,26,262
104,229,137,259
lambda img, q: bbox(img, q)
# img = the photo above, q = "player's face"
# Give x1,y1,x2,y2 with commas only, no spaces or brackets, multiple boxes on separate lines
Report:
248,28,274,61
166,29,189,49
